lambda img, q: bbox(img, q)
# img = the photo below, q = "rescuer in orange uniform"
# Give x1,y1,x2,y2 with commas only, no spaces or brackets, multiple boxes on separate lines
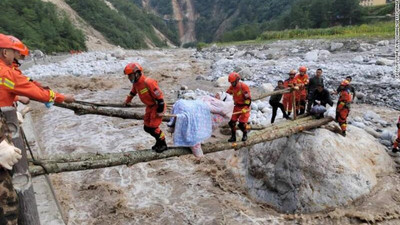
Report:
8,35,45,90
392,116,400,153
294,66,309,115
0,33,75,108
226,72,251,142
123,63,167,153
336,80,352,137
283,70,297,116
0,33,75,225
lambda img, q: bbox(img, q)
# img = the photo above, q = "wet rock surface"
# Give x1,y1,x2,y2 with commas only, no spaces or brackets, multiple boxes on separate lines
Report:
237,127,395,213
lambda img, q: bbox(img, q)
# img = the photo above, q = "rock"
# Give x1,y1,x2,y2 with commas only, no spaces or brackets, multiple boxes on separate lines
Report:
235,67,253,80
381,130,395,141
304,50,319,61
195,75,207,81
364,127,381,138
356,92,366,101
318,50,331,60
379,140,392,147
364,111,381,121
180,85,188,90
233,126,394,213
352,121,366,129
215,76,230,87
348,41,361,51
376,58,394,66
353,116,363,122
352,56,364,63
377,40,389,46
291,49,299,53
261,107,271,114
261,83,274,93
251,102,259,111
330,42,344,51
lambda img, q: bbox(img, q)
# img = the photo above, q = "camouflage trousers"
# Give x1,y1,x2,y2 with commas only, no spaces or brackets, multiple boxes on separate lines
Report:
0,168,18,225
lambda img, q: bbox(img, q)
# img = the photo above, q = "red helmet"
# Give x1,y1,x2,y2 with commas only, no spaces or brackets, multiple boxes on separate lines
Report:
124,63,143,75
7,35,29,56
299,66,307,73
340,79,350,86
228,72,240,83
0,33,15,49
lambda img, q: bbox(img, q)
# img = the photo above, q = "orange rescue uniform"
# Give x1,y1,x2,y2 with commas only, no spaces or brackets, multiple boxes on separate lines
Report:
125,75,166,133
294,73,309,112
226,82,251,123
0,60,64,107
283,77,297,113
336,88,352,132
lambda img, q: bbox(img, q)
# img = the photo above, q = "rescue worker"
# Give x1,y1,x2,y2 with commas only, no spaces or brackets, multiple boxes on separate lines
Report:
283,70,297,116
226,72,251,142
392,116,400,153
269,80,290,124
294,66,309,115
334,76,356,101
123,63,167,153
307,68,324,113
8,35,47,106
309,84,333,119
0,33,75,224
335,80,352,137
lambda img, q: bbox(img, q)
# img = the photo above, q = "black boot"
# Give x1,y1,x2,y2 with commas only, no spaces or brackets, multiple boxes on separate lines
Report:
341,131,346,137
228,133,236,142
242,132,248,142
154,139,168,153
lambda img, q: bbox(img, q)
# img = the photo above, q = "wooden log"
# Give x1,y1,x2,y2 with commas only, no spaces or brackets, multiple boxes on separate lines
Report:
29,116,333,176
1,107,41,225
253,88,292,101
74,100,173,108
55,103,172,122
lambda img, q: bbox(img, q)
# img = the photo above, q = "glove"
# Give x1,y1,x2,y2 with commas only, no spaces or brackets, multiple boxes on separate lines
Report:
44,102,54,108
241,108,249,114
0,140,22,170
315,100,321,105
17,111,24,124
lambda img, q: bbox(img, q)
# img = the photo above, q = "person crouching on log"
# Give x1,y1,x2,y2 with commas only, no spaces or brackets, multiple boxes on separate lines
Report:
335,80,352,137
392,116,400,154
123,63,167,153
226,72,251,142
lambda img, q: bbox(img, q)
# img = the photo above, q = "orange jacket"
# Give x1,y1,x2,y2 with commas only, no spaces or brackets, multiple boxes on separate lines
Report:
226,82,251,106
283,77,297,98
0,60,65,107
125,75,164,106
338,89,352,104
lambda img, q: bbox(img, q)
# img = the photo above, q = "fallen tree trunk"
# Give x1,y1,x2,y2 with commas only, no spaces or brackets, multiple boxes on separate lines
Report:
253,88,292,101
55,103,172,121
29,116,333,176
74,100,173,108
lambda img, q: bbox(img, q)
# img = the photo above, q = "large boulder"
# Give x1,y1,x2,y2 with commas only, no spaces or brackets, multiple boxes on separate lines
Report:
215,76,230,87
230,126,395,213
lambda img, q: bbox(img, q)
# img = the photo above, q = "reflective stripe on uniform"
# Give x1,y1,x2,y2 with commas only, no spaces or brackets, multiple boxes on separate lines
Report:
140,88,148,95
1,78,15,89
49,90,56,102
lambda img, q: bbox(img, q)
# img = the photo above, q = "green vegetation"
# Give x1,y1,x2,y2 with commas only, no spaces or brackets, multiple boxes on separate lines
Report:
219,0,394,43
66,0,179,49
0,0,86,53
149,0,173,15
259,22,394,41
